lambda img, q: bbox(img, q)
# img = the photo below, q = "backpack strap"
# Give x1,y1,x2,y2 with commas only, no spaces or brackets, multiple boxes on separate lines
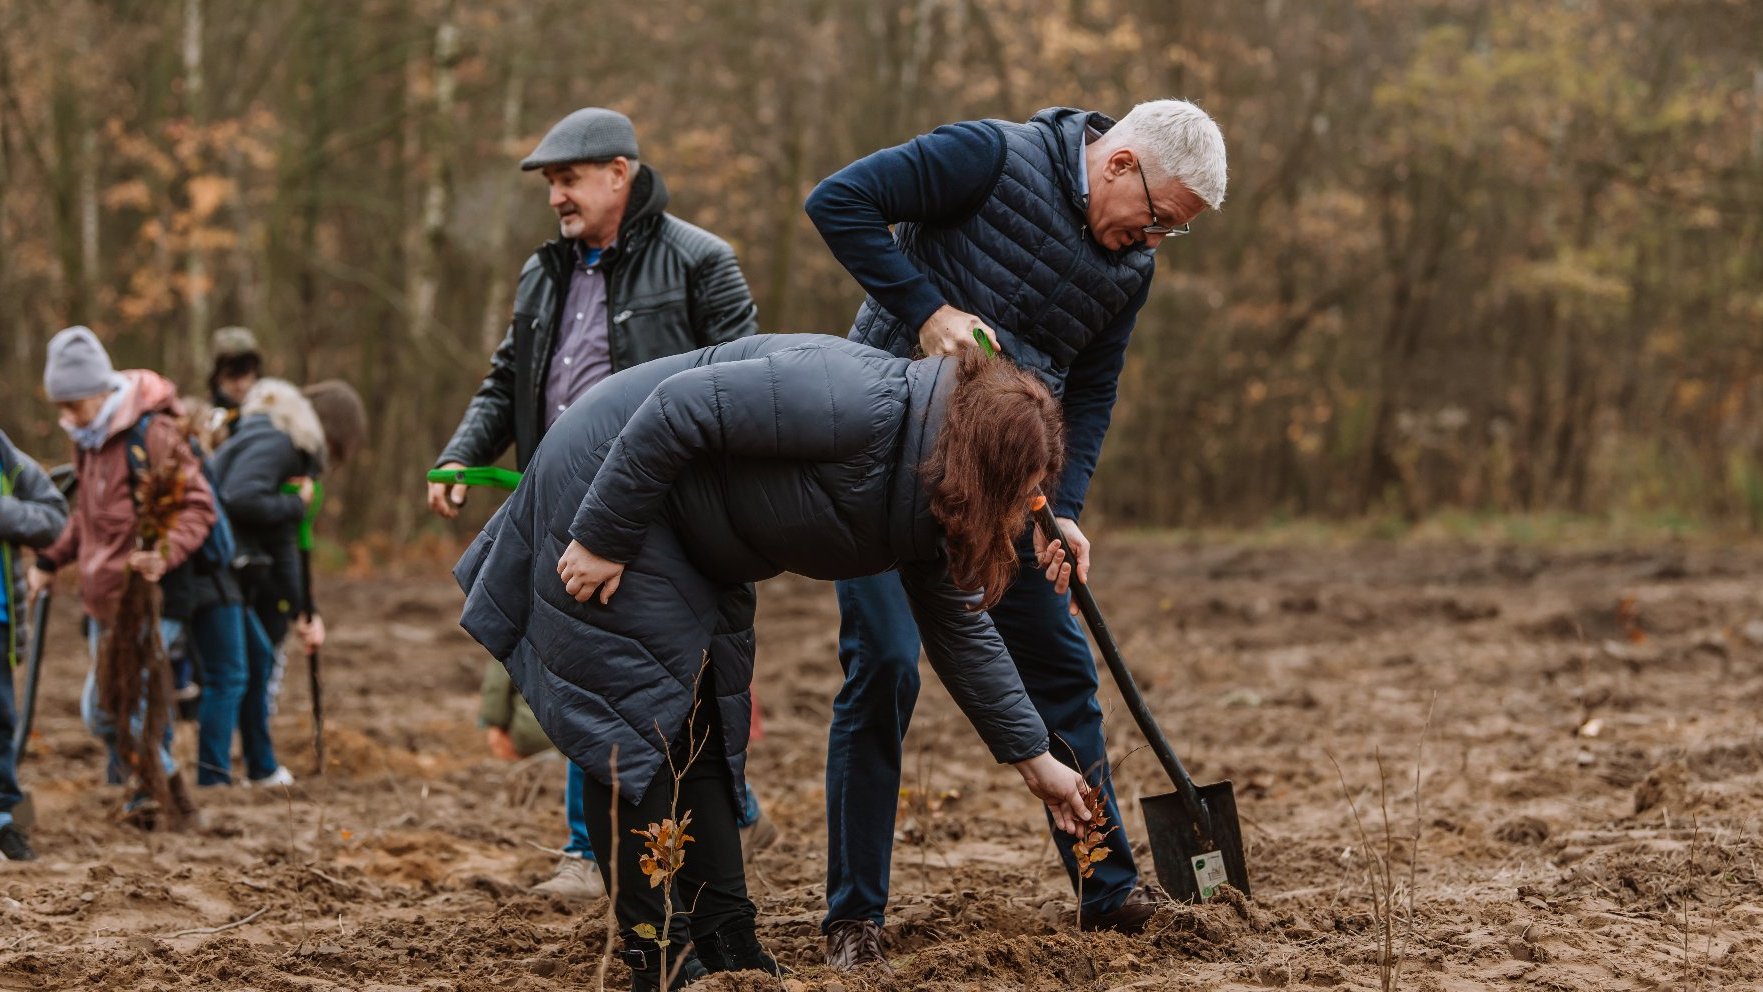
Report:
121,413,157,501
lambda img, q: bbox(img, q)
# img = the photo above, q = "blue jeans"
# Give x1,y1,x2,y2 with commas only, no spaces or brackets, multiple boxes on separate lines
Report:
237,609,281,781
564,759,763,860
182,604,249,785
83,619,182,783
0,624,20,826
825,557,1139,929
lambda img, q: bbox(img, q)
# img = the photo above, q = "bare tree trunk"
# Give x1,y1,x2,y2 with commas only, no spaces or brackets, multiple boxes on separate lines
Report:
184,0,211,375
479,6,528,353
79,128,98,303
0,98,18,420
407,6,458,347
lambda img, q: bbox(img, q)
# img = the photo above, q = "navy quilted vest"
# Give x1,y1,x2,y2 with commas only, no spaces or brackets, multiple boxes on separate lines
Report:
848,109,1155,395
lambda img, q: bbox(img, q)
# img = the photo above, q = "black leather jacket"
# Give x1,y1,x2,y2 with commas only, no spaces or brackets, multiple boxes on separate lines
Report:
437,166,759,471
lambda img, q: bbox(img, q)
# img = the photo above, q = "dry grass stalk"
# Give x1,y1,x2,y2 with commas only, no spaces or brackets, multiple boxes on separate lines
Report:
1330,694,1433,992
634,654,713,987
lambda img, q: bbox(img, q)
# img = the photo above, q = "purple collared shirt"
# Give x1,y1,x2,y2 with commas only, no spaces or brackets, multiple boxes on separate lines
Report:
544,244,616,431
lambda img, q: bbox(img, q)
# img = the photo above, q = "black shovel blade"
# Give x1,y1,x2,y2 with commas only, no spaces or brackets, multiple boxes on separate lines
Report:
1141,780,1250,901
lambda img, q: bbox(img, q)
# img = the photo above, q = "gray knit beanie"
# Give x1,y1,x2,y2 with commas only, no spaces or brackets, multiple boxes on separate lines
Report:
44,326,118,402
211,325,260,360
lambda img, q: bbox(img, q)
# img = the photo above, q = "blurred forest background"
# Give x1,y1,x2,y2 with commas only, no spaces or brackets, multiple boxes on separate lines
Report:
2,0,1761,542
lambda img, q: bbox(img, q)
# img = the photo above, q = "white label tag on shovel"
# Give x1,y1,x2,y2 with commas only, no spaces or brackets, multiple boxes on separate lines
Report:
1191,851,1229,900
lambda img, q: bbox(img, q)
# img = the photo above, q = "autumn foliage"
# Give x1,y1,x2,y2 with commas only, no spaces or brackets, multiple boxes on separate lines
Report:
1,1,1760,536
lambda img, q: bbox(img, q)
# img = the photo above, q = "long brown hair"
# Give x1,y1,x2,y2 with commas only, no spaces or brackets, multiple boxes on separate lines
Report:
922,351,1065,610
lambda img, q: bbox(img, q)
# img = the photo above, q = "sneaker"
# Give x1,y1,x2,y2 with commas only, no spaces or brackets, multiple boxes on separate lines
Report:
738,807,781,863
1079,885,1163,934
532,854,606,902
0,823,37,861
247,766,296,788
824,919,892,974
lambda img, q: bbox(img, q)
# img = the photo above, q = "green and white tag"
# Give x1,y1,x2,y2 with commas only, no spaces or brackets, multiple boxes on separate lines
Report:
1191,851,1229,900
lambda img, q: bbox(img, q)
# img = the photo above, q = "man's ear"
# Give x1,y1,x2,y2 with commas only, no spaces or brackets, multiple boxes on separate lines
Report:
1105,147,1137,181
610,156,632,190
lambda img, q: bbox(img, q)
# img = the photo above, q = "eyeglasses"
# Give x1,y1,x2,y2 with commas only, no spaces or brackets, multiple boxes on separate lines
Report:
1137,163,1190,238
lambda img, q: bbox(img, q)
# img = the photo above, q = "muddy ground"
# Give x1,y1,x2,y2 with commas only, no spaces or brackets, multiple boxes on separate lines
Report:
3,534,1760,991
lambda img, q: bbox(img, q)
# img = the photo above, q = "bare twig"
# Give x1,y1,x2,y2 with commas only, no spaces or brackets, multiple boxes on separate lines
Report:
162,906,267,938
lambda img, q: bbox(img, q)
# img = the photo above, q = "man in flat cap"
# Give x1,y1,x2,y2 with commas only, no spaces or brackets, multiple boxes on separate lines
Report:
429,107,770,906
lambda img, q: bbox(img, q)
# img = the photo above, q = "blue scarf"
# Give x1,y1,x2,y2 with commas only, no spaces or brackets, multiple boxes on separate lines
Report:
64,376,131,451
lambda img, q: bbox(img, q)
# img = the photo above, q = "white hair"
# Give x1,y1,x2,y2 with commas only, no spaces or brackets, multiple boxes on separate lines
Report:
1111,99,1228,209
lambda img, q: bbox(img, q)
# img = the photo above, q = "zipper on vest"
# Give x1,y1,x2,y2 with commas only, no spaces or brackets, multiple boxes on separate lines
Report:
612,309,633,324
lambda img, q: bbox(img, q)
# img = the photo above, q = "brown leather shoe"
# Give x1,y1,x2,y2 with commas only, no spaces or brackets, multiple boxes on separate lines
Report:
1079,886,1162,935
824,919,893,974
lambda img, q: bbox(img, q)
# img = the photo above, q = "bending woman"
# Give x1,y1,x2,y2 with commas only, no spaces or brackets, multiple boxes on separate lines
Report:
455,334,1089,991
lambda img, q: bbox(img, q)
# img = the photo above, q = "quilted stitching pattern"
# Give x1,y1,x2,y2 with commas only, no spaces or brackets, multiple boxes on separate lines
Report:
851,117,1154,384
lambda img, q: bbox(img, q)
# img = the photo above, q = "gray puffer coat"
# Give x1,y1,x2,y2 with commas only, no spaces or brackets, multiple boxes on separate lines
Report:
455,334,1049,804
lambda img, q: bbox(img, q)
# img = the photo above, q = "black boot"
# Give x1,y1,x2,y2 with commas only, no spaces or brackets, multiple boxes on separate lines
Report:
695,922,789,977
621,940,709,992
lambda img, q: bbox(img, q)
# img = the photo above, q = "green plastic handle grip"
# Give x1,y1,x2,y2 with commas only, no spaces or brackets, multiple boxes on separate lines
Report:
278,480,324,552
972,327,997,358
425,466,523,491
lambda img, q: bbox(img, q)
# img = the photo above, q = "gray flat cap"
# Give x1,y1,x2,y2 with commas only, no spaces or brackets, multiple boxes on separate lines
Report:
520,108,640,171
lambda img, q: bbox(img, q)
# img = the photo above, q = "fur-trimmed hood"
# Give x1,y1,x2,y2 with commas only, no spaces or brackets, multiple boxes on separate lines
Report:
241,378,326,464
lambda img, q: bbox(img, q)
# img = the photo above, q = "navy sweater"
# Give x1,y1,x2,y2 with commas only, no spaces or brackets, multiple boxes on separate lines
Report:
806,121,1148,520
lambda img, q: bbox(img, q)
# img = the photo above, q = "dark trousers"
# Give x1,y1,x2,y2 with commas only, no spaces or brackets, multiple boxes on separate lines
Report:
824,546,1139,928
0,624,20,819
580,676,755,946
239,584,286,781
181,604,248,786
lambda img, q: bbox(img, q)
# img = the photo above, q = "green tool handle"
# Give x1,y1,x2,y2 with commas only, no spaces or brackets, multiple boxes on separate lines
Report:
279,480,324,552
426,466,523,491
972,327,997,357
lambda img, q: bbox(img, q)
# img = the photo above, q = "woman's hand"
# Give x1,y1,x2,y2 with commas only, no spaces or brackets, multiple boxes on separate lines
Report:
1033,516,1091,614
1012,751,1093,835
557,539,626,605
295,613,327,652
25,565,54,604
128,549,168,583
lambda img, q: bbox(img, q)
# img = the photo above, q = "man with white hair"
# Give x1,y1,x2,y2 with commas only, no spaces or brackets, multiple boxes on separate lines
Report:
806,100,1226,969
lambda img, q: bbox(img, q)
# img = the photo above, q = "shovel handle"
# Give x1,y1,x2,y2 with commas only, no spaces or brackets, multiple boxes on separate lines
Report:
12,589,50,763
1030,497,1208,820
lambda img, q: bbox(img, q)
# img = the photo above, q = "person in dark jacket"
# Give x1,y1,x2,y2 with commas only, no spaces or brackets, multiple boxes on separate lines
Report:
211,377,325,786
204,325,263,447
804,99,1228,960
150,403,252,789
456,334,1092,992
0,429,68,860
429,107,768,903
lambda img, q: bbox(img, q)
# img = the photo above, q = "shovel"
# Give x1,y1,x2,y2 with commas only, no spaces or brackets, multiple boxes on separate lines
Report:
963,316,1251,902
1030,498,1250,901
9,589,51,831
